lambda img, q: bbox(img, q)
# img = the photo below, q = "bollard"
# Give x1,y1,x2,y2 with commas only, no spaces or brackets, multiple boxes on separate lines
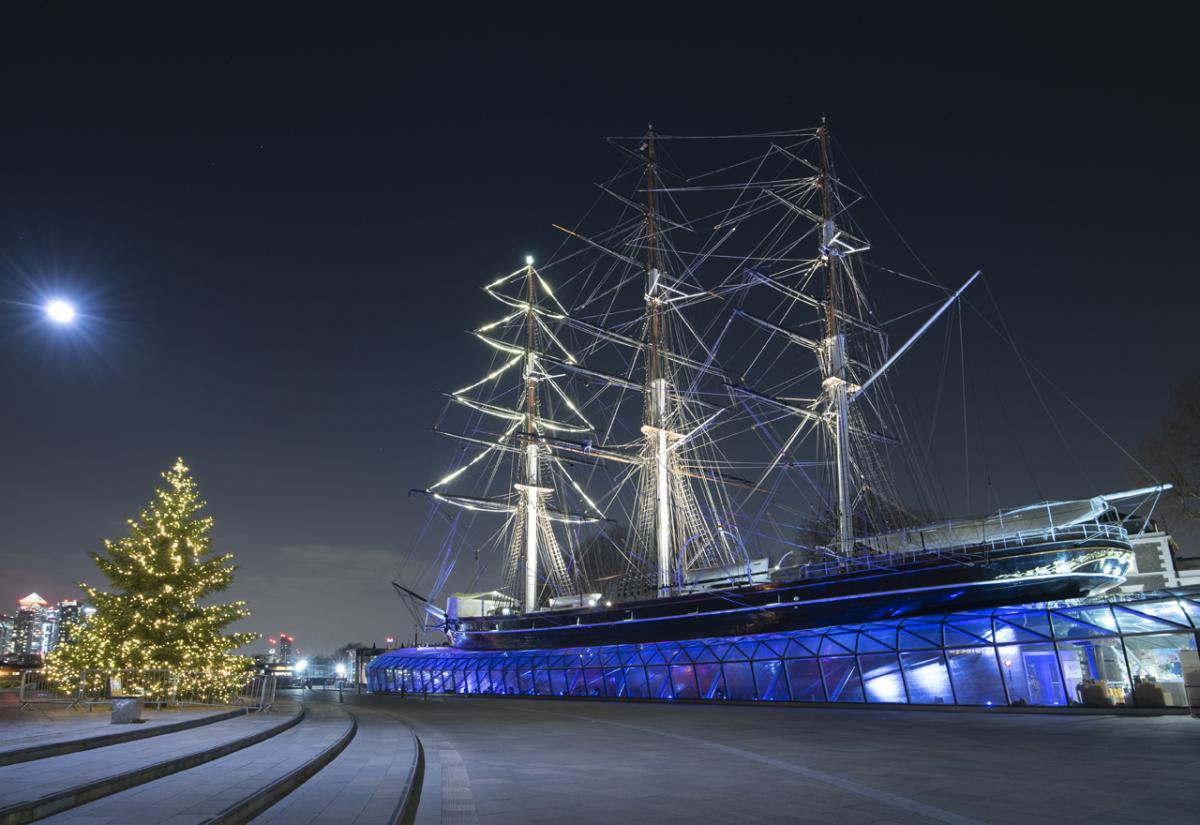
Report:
111,696,144,724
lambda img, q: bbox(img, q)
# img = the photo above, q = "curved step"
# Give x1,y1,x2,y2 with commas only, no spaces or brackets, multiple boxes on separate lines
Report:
36,702,356,825
254,704,425,825
0,704,303,825
0,707,251,767
202,711,358,824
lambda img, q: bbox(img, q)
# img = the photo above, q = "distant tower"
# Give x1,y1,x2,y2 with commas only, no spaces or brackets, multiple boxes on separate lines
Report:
0,613,13,655
55,599,82,647
277,633,294,665
13,593,49,657
38,604,60,656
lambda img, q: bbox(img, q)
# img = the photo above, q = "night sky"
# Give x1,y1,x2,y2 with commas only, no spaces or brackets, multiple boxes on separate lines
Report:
2,5,1197,656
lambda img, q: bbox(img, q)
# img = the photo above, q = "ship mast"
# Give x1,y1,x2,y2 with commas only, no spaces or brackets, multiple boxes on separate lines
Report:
818,122,855,558
519,257,545,611
642,127,674,594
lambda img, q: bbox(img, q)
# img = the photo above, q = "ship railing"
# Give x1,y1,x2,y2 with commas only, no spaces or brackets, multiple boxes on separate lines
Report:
786,521,1128,581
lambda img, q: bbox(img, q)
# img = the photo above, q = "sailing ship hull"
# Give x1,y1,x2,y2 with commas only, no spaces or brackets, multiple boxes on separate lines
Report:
445,537,1132,651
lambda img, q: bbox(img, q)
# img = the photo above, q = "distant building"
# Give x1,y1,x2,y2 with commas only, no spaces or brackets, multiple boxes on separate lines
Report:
0,613,13,655
1119,530,1200,592
37,605,60,656
275,633,295,665
57,599,82,645
12,593,49,657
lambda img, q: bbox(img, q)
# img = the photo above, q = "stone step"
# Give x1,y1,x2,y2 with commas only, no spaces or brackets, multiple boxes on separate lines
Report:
0,702,303,825
37,701,356,825
255,693,424,825
0,707,252,767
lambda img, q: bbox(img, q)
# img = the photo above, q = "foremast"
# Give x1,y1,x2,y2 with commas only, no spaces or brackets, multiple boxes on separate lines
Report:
421,257,604,613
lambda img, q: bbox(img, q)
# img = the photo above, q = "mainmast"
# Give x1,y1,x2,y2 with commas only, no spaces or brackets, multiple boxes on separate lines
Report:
818,122,855,558
517,256,548,612
641,128,675,594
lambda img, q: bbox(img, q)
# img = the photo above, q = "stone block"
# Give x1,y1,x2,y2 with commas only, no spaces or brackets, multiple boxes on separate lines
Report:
111,696,145,724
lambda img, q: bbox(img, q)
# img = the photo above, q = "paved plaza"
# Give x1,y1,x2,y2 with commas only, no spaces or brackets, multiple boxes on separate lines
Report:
1,688,1197,824
382,694,1200,825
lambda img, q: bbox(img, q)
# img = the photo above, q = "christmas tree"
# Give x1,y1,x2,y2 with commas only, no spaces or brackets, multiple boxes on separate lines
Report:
45,459,257,699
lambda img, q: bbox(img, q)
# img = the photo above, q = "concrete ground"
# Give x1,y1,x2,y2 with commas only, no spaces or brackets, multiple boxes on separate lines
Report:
359,693,1200,825
0,692,234,755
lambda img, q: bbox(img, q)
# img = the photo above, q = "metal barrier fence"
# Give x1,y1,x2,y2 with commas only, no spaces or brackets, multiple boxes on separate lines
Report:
18,669,276,711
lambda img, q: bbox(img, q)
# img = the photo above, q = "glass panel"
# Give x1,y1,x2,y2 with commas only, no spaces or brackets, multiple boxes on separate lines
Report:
696,663,725,700
670,664,699,699
1113,605,1187,634
860,626,898,650
785,658,825,702
732,643,758,661
682,644,715,663
1124,633,1196,707
502,668,520,696
463,669,478,694
642,648,667,665
1057,638,1130,707
533,669,552,696
753,659,789,701
997,644,1067,706
994,609,1053,638
646,665,672,699
619,649,643,666
565,668,585,697
821,656,864,702
604,666,626,698
902,624,943,647
856,632,895,653
1051,607,1118,638
785,638,818,658
659,646,684,663
1123,599,1191,627
625,666,649,698
819,635,854,655
707,643,734,661
945,618,994,644
831,632,860,653
861,654,906,703
1180,598,1200,626
945,647,1005,706
722,661,755,700
900,652,953,705
758,638,789,658
584,668,605,697
548,670,568,696
992,619,1048,644
899,629,939,651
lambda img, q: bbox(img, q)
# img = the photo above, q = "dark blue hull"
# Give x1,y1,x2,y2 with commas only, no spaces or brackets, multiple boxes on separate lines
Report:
447,538,1131,650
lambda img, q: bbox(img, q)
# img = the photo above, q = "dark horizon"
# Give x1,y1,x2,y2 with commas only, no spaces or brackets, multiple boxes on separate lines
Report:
2,5,1197,655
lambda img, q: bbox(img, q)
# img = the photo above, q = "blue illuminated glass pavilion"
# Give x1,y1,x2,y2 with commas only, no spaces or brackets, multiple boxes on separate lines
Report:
367,588,1200,710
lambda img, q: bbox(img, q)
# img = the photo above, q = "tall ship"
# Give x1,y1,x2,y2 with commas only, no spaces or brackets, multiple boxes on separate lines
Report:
397,125,1169,652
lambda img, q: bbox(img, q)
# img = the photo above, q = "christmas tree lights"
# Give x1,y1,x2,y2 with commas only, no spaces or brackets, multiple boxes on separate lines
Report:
44,459,257,700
